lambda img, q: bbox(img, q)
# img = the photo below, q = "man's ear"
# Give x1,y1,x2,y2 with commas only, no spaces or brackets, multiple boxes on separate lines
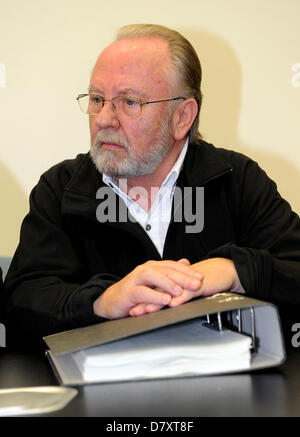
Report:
171,98,198,141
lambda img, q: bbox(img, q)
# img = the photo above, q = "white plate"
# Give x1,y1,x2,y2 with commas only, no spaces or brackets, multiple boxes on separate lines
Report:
0,386,77,416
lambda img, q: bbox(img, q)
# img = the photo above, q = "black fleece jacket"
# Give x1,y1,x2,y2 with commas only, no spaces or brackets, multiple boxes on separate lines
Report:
2,140,300,349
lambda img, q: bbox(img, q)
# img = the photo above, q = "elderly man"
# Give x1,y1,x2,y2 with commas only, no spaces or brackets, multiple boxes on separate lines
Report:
2,24,300,349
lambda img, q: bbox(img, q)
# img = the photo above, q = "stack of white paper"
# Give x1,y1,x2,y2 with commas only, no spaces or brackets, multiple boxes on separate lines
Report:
72,320,252,382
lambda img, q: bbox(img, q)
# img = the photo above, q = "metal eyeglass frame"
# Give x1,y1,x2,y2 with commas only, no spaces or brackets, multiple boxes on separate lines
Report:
76,94,186,117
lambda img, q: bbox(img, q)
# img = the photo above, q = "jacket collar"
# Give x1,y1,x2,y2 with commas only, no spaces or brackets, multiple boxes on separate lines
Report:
64,153,104,199
180,140,233,187
61,140,233,217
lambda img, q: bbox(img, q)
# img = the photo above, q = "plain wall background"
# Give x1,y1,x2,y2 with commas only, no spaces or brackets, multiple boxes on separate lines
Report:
0,0,299,256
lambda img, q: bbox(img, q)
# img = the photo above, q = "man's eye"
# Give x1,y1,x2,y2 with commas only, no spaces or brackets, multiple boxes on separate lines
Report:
124,98,138,106
91,96,103,104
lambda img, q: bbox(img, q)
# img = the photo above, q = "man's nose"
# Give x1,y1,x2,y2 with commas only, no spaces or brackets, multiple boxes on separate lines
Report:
93,100,120,129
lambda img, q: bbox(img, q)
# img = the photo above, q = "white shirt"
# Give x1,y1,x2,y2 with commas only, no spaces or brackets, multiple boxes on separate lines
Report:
103,139,189,256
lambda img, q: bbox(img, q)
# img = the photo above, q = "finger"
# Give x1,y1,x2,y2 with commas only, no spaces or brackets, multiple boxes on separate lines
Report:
132,285,172,307
129,303,148,317
141,265,202,294
163,268,202,291
144,303,164,313
142,269,183,297
177,258,190,265
168,261,203,279
168,288,203,307
129,302,164,317
149,260,203,280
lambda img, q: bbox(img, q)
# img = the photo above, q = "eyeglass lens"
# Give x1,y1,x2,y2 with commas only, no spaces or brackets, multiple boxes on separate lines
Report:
79,95,141,118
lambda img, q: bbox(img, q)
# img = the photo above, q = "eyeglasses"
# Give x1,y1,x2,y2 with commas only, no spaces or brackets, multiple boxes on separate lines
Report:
76,94,186,118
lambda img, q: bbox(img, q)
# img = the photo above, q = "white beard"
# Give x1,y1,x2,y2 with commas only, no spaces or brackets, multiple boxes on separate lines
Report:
90,120,173,178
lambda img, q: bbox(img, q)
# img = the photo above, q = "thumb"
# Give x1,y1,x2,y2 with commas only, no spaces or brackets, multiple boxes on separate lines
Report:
177,258,190,265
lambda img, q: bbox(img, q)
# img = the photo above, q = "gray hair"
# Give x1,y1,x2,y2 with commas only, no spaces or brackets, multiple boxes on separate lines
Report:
115,24,202,142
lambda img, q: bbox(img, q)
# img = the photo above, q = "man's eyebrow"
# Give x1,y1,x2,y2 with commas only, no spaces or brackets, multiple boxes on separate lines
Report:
88,85,102,93
88,86,147,99
120,88,147,99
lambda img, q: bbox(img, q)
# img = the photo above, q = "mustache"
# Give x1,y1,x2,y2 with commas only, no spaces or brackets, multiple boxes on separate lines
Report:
93,131,129,150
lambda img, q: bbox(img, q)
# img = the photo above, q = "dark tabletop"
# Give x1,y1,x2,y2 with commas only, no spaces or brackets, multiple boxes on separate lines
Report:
0,346,300,418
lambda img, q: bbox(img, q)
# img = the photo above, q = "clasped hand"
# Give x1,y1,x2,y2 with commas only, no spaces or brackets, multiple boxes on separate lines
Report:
93,257,243,319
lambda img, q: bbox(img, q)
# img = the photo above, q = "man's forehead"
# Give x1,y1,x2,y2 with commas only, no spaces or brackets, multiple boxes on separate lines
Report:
95,36,170,69
90,36,171,93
